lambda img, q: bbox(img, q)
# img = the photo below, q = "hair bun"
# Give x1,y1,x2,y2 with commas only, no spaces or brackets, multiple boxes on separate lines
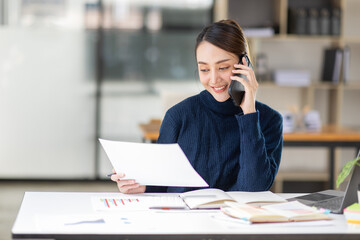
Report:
219,19,242,31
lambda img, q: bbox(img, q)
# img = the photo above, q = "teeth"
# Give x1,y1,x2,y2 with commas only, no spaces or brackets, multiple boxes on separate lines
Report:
214,86,225,91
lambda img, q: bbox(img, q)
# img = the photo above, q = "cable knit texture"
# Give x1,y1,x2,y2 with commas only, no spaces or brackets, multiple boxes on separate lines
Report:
147,90,283,193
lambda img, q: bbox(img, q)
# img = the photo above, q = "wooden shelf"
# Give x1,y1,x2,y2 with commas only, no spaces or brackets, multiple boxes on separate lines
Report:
259,82,342,89
259,82,308,88
248,34,342,42
310,82,341,89
344,36,360,43
140,121,360,143
283,125,360,142
343,83,360,89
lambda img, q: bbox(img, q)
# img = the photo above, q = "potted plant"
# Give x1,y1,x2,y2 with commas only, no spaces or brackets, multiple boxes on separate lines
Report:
336,153,360,188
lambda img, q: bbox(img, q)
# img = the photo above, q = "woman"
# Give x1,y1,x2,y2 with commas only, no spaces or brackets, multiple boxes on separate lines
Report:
111,19,283,194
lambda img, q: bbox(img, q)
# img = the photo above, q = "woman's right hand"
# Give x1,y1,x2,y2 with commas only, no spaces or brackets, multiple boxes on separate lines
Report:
110,170,146,194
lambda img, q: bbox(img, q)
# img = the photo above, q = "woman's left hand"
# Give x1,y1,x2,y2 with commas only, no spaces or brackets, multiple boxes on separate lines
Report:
230,56,258,114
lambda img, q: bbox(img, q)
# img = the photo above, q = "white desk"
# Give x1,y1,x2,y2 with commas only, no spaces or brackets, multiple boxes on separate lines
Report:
12,192,360,240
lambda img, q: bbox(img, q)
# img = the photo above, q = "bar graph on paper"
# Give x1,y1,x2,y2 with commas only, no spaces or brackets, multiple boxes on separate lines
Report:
101,198,139,208
92,197,148,211
91,196,186,211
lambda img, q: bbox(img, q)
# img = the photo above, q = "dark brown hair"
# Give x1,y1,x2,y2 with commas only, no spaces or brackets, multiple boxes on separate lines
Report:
195,19,250,61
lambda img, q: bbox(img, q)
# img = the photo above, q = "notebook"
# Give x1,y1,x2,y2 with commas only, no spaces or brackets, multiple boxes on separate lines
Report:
288,150,360,214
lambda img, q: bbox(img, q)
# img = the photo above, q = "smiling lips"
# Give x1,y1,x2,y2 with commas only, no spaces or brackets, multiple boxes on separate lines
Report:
212,85,227,93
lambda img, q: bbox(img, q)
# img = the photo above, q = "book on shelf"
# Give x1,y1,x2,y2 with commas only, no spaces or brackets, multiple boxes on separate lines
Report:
343,46,350,83
221,201,332,224
179,188,286,209
322,47,344,83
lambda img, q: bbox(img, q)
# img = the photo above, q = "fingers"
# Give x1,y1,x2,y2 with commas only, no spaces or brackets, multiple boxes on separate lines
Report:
230,75,249,89
117,180,139,192
233,65,253,81
110,172,146,194
242,56,247,66
234,58,251,70
231,70,258,90
231,69,252,84
121,185,146,194
118,181,146,194
232,61,258,88
110,172,125,182
111,173,135,187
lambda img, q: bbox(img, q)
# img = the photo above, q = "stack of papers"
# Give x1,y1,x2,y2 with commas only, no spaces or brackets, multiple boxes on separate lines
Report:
221,201,332,224
344,203,360,224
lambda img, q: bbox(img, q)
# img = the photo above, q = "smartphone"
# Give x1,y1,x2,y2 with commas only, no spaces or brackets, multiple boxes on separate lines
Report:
228,54,253,106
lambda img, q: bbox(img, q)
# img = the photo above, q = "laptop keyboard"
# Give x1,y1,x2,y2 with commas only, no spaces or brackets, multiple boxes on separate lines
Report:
312,196,343,212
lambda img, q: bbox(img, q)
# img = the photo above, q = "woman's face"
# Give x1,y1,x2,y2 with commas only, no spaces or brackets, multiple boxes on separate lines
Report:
196,41,239,102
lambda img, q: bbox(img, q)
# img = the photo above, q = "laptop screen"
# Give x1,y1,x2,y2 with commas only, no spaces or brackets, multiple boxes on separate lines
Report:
295,192,338,202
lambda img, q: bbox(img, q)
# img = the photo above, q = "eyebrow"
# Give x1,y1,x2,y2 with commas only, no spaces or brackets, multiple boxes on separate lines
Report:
197,59,231,65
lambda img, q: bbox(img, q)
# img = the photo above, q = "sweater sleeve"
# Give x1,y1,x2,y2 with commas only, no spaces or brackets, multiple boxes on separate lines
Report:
228,110,283,191
156,111,179,144
146,111,179,193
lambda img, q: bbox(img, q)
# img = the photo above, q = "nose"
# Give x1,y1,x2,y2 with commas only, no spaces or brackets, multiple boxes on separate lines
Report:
209,69,219,85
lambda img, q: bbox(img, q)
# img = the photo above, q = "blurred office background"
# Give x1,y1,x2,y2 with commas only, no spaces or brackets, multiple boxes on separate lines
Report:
1,0,360,239
1,0,360,189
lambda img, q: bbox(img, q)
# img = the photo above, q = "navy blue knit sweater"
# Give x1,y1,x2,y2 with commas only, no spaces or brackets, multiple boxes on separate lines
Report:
147,90,283,193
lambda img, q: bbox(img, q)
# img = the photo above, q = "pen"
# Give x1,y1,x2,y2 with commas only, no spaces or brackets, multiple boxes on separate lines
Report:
106,173,115,177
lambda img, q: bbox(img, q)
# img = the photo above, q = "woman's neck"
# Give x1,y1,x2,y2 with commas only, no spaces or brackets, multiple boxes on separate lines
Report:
199,90,242,116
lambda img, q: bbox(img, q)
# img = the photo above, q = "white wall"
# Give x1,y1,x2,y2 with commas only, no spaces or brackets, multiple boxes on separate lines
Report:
0,28,96,178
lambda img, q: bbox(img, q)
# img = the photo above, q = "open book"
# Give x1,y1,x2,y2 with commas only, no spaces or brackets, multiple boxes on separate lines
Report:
179,188,286,209
221,201,332,223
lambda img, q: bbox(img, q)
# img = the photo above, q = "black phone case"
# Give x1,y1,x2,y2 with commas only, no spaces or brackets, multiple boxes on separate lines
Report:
228,55,252,106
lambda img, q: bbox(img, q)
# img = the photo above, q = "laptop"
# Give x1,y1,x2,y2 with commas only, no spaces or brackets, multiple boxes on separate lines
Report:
288,150,360,214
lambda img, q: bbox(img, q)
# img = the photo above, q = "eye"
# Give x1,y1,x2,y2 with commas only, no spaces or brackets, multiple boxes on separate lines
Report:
219,66,230,71
200,69,209,73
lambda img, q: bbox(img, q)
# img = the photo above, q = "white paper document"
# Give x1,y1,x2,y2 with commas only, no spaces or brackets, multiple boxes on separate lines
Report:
91,195,186,211
99,139,208,187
